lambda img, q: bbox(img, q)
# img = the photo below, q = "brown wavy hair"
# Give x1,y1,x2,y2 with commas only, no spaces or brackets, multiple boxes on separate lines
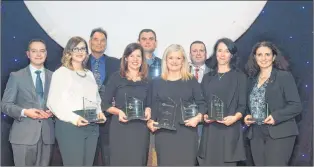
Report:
120,43,148,80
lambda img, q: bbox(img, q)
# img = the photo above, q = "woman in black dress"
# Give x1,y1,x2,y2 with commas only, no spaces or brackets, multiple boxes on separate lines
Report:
101,43,151,166
147,44,205,166
244,41,302,165
198,38,247,166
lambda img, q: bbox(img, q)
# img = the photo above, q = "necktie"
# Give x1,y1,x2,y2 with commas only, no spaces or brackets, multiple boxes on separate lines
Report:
35,70,44,105
93,59,102,89
194,67,199,80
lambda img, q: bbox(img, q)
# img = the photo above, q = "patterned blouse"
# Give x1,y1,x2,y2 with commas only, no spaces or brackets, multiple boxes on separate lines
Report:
249,78,269,125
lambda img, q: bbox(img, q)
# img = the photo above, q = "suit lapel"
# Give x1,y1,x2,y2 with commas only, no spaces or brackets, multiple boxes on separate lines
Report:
265,68,277,102
24,66,37,99
225,70,237,109
43,69,51,101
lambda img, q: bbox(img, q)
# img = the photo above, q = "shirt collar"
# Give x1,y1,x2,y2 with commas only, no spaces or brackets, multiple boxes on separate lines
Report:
29,64,44,74
146,53,156,66
192,63,206,71
90,54,105,63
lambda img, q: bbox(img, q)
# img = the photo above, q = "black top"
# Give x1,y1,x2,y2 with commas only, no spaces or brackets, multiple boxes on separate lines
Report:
101,71,150,112
151,77,206,124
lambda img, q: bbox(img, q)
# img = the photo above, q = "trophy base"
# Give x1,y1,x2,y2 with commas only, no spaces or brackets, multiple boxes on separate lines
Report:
247,118,265,125
207,116,224,121
154,124,176,131
88,118,105,123
126,116,146,121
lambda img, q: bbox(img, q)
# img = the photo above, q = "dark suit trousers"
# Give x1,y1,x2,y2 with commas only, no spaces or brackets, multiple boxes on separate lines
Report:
55,119,99,166
250,124,296,166
11,134,52,166
93,117,110,166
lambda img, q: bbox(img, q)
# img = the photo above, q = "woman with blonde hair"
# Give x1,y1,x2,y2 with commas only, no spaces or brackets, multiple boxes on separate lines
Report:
47,36,106,166
147,44,205,165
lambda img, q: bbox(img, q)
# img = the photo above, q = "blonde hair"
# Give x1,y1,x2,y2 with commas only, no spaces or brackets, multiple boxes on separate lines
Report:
161,44,193,81
61,36,89,70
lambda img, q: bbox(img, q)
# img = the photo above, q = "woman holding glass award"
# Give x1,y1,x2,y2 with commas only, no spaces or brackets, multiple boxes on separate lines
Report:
101,43,151,166
46,36,106,166
147,44,205,166
197,38,247,166
243,41,302,166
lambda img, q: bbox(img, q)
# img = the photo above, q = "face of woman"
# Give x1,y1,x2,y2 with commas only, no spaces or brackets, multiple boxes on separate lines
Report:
216,42,232,66
126,49,142,71
255,46,275,69
71,42,87,64
166,51,184,72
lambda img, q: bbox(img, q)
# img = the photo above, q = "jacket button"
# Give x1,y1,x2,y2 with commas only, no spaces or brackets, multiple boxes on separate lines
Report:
38,120,42,123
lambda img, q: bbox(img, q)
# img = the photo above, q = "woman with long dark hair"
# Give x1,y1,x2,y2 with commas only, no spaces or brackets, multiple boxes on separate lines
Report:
244,41,302,165
198,38,247,166
101,43,151,166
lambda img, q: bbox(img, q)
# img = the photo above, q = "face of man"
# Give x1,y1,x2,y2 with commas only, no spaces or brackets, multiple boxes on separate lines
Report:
190,43,207,66
138,32,157,53
89,32,107,55
26,41,47,68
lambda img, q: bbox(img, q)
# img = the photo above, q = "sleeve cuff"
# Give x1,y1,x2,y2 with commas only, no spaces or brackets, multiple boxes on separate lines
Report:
21,109,27,117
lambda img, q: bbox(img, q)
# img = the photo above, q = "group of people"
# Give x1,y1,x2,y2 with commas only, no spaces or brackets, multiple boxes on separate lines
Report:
1,28,302,166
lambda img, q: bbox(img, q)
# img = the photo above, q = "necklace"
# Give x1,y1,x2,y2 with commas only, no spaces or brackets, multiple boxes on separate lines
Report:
76,71,87,78
218,73,225,80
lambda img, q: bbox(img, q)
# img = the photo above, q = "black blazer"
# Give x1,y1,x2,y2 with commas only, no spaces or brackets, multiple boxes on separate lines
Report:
86,54,120,133
246,68,302,139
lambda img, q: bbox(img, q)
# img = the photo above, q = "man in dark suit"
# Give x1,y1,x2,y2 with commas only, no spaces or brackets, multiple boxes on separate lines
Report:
1,39,55,166
189,40,211,142
88,28,120,166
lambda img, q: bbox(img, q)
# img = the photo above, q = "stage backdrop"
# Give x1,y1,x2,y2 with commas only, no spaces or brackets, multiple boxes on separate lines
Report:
1,0,313,166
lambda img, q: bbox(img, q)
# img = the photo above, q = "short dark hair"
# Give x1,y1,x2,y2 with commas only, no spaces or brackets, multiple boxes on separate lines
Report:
27,39,46,50
245,41,289,77
90,27,108,39
190,40,207,53
138,29,157,41
205,38,239,72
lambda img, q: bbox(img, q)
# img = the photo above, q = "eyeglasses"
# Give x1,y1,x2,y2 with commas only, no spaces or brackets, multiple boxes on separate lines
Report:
72,47,87,53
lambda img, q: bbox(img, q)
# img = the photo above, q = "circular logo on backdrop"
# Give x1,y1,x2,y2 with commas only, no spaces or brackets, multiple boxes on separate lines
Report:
24,1,266,59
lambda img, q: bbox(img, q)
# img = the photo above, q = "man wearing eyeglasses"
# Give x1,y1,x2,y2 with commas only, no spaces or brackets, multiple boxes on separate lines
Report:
87,28,120,166
1,39,54,166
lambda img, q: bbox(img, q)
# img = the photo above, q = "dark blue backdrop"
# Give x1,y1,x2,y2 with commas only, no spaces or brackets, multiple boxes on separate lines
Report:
1,1,313,166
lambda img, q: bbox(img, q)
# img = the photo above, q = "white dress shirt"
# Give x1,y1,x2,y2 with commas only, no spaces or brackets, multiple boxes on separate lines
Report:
46,66,102,125
21,65,45,117
191,64,206,83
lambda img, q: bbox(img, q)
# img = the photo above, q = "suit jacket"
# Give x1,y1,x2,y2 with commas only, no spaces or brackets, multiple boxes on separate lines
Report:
86,54,120,134
246,69,302,139
1,66,55,145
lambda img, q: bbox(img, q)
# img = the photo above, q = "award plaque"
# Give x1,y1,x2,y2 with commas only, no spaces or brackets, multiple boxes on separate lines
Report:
74,97,104,123
149,60,161,79
208,94,224,121
248,103,269,125
180,98,199,122
154,97,177,130
124,93,145,121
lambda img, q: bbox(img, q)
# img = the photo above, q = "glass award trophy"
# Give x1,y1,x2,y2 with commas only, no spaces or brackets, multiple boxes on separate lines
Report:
154,97,177,130
208,94,224,121
180,98,199,122
149,60,161,79
248,103,269,125
124,93,145,121
74,97,104,123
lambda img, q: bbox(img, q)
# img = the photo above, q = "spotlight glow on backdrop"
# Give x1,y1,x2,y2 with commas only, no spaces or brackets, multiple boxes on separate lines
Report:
24,1,267,59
